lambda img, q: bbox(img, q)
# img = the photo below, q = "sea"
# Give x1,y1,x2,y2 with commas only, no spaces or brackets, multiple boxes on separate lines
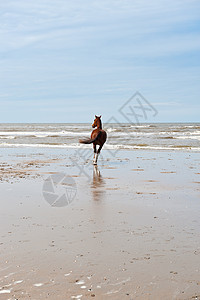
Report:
0,123,200,152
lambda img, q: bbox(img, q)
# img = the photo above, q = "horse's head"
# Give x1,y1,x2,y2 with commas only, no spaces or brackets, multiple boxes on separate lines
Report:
92,115,102,128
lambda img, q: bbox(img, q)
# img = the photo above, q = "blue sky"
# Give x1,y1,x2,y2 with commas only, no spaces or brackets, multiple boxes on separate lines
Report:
0,0,200,123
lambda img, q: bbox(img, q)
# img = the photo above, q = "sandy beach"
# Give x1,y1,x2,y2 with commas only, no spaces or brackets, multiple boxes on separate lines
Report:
0,147,200,299
1,0,200,297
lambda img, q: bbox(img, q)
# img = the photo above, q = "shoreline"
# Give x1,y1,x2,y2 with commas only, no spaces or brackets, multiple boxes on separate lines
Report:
0,144,200,153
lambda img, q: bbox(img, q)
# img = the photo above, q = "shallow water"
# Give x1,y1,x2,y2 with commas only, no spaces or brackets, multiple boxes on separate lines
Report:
0,123,200,151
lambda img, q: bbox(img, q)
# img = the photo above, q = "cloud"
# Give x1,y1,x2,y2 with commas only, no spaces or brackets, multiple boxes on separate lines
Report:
0,0,200,122
1,0,200,52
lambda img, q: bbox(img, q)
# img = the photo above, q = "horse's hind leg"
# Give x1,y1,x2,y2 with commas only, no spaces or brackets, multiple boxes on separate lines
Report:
97,145,102,154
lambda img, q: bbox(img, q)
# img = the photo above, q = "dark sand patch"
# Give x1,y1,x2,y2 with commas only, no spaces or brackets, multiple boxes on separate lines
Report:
160,171,176,174
143,180,158,182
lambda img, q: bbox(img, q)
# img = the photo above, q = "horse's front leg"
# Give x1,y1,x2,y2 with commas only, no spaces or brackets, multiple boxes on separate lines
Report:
93,143,97,165
93,145,102,165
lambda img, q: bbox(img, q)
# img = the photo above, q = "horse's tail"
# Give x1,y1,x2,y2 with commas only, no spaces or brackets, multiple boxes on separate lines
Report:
79,132,101,144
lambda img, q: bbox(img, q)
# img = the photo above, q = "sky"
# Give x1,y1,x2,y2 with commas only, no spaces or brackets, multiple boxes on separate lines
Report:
0,0,200,123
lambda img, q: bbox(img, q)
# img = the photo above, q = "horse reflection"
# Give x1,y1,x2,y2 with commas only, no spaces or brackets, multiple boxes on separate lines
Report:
91,165,105,201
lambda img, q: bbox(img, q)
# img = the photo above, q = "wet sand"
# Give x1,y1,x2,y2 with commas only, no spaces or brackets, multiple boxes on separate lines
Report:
0,148,200,299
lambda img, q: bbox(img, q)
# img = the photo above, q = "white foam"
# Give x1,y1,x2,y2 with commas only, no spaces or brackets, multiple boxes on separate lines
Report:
14,280,23,284
75,280,85,285
130,125,151,128
183,125,200,128
104,144,200,151
187,130,200,135
110,132,156,136
107,128,117,133
0,142,87,149
104,289,121,295
109,277,131,286
0,289,11,294
33,283,44,287
176,136,200,141
171,131,200,136
4,272,15,278
0,136,15,139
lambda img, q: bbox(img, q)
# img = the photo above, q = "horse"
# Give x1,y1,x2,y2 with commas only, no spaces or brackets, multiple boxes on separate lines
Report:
79,115,107,165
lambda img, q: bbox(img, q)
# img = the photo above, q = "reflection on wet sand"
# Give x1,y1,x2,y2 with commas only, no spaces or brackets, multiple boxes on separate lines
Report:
91,165,105,201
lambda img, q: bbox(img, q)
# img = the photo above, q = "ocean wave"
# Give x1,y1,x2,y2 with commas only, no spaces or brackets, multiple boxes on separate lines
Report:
0,136,15,139
185,130,200,135
107,128,117,133
175,136,200,141
0,129,199,138
104,144,200,151
0,142,85,149
130,125,151,128
0,131,90,137
183,125,200,129
158,131,200,136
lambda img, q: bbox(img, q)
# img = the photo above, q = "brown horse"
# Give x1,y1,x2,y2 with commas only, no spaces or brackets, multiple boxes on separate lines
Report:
79,115,107,164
